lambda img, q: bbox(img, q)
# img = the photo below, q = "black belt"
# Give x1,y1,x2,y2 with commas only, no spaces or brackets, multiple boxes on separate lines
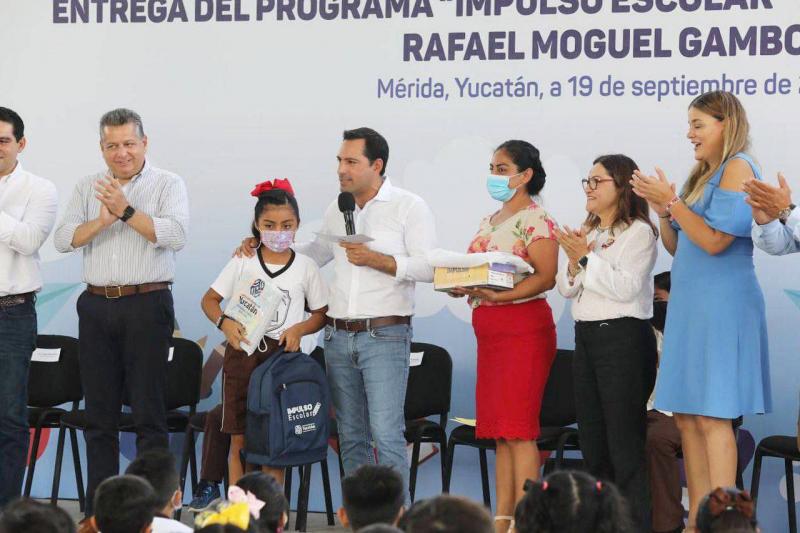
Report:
87,282,171,299
326,315,411,333
0,292,34,308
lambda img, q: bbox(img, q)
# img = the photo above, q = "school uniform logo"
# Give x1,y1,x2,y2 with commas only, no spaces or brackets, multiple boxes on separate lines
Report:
250,279,266,298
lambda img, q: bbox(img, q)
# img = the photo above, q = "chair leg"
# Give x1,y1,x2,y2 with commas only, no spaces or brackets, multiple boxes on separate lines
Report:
336,438,345,481
439,433,448,493
443,440,456,493
321,460,335,526
736,463,745,491
750,449,764,502
238,448,246,473
180,427,194,497
24,424,43,497
189,434,198,493
284,467,293,529
296,465,312,532
479,448,491,509
50,426,67,505
409,440,421,502
786,459,797,533
69,428,85,512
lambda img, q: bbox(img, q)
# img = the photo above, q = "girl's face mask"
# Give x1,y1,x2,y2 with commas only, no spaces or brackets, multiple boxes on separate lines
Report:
260,229,295,252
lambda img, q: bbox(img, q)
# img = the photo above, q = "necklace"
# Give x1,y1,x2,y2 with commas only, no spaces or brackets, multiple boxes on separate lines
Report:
594,226,616,249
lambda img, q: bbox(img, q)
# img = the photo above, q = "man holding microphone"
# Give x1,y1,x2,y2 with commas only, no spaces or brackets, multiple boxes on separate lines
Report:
240,127,436,492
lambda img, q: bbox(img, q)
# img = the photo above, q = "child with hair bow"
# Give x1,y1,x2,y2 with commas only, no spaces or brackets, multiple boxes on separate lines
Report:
695,487,759,533
201,180,328,486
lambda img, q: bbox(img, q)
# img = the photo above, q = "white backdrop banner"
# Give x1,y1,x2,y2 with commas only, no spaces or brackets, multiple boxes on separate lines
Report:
4,1,800,528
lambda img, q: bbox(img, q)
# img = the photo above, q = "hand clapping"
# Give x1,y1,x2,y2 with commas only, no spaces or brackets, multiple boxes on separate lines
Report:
94,174,130,219
631,168,677,217
555,225,592,266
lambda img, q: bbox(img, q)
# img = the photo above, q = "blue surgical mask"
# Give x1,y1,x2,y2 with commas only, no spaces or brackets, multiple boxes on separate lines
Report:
486,173,522,202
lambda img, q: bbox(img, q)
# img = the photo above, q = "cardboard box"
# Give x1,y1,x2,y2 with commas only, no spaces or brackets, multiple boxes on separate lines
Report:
434,262,519,292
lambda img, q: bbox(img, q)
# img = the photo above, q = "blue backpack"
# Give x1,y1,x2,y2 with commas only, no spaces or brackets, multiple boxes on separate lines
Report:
245,349,331,467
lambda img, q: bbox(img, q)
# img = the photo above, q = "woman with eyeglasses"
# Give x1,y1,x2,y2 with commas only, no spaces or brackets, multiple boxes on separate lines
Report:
555,154,659,530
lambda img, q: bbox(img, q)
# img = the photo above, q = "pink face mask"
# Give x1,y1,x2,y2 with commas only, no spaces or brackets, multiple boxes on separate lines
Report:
260,230,295,252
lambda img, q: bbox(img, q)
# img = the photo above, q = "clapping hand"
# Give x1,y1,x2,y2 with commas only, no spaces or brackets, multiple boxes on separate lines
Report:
632,168,676,217
555,225,592,267
94,175,130,218
744,172,792,224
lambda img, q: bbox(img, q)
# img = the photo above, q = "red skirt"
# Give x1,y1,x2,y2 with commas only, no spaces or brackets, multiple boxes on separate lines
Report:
473,298,556,440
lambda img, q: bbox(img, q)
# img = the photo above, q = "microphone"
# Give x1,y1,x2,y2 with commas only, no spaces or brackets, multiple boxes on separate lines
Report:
338,192,356,236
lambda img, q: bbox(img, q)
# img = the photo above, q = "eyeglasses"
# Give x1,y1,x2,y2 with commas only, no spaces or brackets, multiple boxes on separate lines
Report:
581,177,615,191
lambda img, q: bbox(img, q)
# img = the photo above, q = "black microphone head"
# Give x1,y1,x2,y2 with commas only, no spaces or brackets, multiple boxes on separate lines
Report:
338,192,356,212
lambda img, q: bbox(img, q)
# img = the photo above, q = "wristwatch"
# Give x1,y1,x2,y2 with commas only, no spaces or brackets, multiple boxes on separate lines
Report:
578,255,589,268
778,204,796,225
216,314,228,330
120,205,136,223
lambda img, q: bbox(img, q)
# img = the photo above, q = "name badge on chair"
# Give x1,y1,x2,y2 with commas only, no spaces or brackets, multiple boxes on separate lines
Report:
32,348,61,363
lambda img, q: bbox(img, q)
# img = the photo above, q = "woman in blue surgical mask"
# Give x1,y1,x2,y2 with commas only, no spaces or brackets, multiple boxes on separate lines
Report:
452,140,559,533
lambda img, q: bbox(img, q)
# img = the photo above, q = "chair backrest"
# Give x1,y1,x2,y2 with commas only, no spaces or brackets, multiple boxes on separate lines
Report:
28,335,83,408
539,349,576,428
404,342,453,420
164,338,203,410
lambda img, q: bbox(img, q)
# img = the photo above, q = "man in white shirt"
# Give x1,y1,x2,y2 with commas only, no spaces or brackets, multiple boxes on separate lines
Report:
745,174,800,450
241,128,436,490
746,172,798,255
0,107,58,508
54,108,189,514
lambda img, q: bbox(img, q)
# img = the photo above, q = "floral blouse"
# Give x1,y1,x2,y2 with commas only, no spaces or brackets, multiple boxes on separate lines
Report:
467,201,557,307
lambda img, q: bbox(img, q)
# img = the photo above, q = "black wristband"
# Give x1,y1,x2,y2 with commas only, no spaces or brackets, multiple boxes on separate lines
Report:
216,315,227,330
120,205,136,222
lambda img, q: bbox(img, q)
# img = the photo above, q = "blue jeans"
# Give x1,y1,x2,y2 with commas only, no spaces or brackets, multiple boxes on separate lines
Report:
324,323,411,490
0,298,36,508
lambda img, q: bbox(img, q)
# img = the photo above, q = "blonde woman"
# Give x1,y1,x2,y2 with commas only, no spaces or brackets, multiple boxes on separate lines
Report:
632,91,771,529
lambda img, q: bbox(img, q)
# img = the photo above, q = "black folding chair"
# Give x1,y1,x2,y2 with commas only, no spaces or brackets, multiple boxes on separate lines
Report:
56,337,203,506
750,434,800,533
443,349,579,507
24,335,85,510
405,342,452,501
331,342,453,502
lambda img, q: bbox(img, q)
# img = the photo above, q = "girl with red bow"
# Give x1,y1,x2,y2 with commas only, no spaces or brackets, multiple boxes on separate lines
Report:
201,179,328,486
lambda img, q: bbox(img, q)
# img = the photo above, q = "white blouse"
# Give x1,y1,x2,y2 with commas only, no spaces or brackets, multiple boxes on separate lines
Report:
556,219,657,322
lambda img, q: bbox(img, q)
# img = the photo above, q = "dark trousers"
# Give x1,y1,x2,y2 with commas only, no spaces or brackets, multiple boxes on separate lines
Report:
78,290,174,514
0,298,36,508
200,404,230,484
574,317,658,530
646,410,684,532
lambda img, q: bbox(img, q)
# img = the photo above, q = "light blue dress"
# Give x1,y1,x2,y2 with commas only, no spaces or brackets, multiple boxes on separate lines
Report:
654,153,772,418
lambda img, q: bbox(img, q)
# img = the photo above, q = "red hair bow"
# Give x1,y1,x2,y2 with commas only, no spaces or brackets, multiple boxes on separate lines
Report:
250,178,295,197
